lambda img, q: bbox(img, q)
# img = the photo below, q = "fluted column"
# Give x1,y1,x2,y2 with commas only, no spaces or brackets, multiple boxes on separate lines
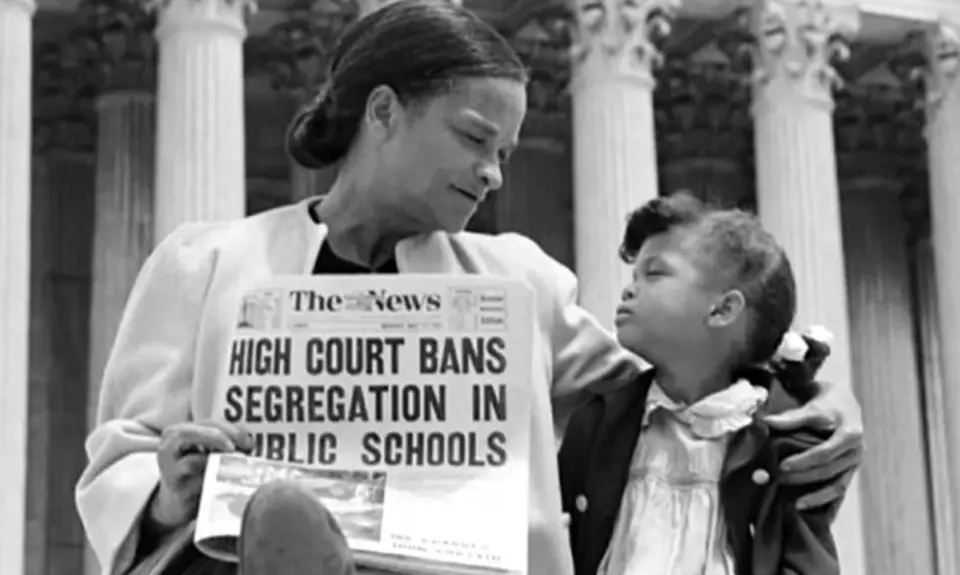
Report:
0,2,35,573
841,181,935,575
923,19,960,564
746,2,865,573
152,0,254,242
914,233,958,575
569,0,677,326
88,92,156,426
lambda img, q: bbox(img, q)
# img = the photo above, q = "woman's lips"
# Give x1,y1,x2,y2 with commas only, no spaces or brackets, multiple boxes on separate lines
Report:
451,186,478,201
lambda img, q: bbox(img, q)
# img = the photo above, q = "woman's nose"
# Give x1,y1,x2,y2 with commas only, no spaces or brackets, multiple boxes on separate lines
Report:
477,160,503,192
621,285,635,301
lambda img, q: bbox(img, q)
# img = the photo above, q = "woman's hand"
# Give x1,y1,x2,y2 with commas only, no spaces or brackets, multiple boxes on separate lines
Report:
149,421,254,530
763,379,864,510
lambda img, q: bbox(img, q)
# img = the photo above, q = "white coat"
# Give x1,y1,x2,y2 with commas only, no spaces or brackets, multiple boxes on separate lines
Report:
76,200,640,575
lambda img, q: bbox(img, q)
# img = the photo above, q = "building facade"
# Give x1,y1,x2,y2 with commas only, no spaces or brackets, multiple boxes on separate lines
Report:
1,0,958,573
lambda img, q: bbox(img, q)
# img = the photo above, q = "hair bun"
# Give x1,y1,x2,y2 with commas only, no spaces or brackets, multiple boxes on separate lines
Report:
285,91,350,170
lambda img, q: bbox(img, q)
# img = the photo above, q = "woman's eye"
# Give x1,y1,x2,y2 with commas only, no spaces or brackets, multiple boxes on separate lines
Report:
463,132,485,145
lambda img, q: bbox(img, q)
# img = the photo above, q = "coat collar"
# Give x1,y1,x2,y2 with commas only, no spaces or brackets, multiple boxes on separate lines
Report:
299,197,482,276
589,369,776,486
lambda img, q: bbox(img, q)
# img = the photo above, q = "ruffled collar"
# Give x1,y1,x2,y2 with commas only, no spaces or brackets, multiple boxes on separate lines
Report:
641,379,768,439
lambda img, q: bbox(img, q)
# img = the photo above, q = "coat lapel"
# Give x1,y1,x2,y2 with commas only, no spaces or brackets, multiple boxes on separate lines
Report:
720,403,776,573
580,371,655,556
722,368,779,481
396,232,481,274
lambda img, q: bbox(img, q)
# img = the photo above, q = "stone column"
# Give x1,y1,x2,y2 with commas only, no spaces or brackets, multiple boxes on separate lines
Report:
745,1,865,573
88,92,156,426
0,2,35,573
913,232,959,575
840,180,935,575
569,0,677,327
922,19,960,564
152,0,254,243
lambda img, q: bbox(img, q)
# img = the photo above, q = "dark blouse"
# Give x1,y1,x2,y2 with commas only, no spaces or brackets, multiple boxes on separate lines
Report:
311,241,398,275
308,203,398,274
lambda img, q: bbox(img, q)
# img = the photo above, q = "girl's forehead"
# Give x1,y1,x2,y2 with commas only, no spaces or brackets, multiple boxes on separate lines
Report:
637,225,704,259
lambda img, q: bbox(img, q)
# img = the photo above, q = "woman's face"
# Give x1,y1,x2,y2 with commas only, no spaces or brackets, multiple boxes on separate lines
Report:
373,77,527,233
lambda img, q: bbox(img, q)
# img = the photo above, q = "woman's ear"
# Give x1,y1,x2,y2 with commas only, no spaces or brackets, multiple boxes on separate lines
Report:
707,289,746,327
364,84,403,140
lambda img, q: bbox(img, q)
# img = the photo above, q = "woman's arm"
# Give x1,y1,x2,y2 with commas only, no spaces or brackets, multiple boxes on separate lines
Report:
757,430,843,575
75,223,220,575
503,235,643,435
764,380,864,509
506,233,863,502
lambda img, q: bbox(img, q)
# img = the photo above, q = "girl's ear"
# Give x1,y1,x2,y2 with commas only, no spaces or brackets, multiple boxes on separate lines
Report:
707,289,746,328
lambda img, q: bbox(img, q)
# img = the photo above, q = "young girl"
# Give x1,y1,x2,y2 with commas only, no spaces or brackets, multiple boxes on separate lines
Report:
558,193,839,575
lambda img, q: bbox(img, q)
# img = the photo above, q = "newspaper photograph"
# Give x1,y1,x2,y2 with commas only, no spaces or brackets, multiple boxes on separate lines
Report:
194,275,534,575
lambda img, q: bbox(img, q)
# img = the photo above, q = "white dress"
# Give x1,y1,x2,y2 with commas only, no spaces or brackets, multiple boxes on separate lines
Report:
597,380,769,575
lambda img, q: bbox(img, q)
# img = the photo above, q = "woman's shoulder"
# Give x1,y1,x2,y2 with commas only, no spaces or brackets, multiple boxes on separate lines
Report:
452,231,567,274
158,203,307,258
454,230,544,253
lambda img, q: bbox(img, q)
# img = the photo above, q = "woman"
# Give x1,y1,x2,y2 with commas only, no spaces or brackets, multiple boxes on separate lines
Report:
75,2,864,575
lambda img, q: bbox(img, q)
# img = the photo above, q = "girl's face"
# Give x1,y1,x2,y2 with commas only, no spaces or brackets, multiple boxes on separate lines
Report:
371,77,527,233
614,226,733,362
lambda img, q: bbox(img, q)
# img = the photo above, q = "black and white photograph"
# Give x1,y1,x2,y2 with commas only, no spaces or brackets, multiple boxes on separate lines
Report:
2,0,957,574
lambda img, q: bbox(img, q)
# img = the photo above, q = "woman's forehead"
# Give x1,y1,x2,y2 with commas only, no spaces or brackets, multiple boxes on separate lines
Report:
436,78,525,133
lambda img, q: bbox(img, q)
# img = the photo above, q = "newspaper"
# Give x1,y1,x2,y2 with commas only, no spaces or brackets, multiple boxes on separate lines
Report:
194,275,534,575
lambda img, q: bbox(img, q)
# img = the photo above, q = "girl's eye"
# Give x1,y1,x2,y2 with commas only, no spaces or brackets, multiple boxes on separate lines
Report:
463,133,485,145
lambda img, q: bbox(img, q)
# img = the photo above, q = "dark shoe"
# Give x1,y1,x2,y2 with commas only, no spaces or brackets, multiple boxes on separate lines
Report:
238,479,355,575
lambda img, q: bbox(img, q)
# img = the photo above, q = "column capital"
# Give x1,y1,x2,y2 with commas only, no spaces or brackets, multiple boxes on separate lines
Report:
887,21,960,122
253,0,356,101
654,60,752,163
569,0,680,87
737,0,860,107
72,0,157,93
833,85,925,184
148,0,257,40
34,41,97,154
508,6,574,116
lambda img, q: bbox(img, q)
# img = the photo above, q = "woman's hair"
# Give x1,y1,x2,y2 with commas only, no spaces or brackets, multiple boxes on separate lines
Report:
287,0,528,169
619,193,797,366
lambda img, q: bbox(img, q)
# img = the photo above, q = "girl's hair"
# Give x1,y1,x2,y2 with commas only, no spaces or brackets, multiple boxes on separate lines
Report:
620,192,797,365
620,193,827,395
286,0,528,169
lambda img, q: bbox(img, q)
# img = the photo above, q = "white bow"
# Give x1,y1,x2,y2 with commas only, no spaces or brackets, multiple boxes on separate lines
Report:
774,325,834,363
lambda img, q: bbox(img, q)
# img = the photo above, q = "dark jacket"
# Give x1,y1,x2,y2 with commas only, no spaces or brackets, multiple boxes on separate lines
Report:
558,370,840,575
